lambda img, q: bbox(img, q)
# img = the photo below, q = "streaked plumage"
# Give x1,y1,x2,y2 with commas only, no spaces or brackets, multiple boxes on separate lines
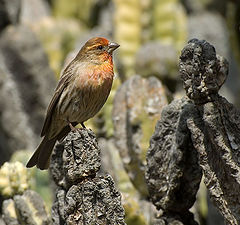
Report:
26,37,119,169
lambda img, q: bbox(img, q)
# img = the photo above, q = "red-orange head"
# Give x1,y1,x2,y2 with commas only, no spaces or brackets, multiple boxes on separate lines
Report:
76,37,120,63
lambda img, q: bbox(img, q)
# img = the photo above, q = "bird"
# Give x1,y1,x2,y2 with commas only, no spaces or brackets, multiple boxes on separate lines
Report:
26,37,120,170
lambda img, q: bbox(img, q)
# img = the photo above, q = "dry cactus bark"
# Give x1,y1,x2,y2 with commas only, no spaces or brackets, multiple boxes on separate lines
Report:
180,39,240,224
50,129,126,225
0,25,56,164
112,75,168,198
146,39,240,224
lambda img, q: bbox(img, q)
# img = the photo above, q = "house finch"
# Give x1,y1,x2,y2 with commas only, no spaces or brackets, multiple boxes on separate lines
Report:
26,37,119,170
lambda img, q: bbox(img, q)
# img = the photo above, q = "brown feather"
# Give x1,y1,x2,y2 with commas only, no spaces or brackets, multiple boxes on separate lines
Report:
27,122,78,169
26,136,56,169
41,64,76,137
27,37,119,170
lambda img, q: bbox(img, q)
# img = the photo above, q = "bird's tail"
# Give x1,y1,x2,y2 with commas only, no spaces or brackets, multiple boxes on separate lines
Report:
26,123,77,170
26,136,56,170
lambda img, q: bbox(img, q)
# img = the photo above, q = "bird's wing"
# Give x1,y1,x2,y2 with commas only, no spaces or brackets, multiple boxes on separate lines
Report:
40,66,74,137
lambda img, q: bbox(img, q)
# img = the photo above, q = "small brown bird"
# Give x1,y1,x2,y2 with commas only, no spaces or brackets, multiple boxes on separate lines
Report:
26,37,119,170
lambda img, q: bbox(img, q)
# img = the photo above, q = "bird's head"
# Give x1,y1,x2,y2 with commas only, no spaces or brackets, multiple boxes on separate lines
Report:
77,37,120,63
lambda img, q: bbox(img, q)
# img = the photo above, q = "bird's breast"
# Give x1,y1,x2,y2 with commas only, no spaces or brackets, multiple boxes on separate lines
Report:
75,62,114,90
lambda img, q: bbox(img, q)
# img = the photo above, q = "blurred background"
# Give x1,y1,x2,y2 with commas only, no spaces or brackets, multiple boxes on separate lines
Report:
0,0,239,224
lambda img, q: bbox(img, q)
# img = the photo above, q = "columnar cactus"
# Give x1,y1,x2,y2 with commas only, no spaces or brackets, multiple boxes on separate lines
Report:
113,0,142,78
0,162,29,197
0,162,51,225
151,0,187,52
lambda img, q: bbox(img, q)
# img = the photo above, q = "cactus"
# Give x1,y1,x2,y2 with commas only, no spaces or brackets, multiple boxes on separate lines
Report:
2,190,51,225
113,76,169,197
226,3,240,77
0,162,29,197
113,0,187,78
151,0,187,52
113,0,142,78
32,17,82,77
52,0,95,26
10,150,53,210
123,196,147,225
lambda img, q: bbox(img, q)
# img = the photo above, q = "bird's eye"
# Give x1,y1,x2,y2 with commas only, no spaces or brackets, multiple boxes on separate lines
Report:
97,45,103,50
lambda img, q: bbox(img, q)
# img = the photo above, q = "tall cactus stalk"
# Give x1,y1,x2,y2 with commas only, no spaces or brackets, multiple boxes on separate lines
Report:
113,0,142,78
151,0,187,52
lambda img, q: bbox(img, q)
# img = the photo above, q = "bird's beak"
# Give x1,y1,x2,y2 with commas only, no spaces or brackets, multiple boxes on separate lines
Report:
108,42,120,53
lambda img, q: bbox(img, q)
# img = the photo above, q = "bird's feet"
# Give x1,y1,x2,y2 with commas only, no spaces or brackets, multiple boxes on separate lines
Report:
68,121,86,131
69,122,77,131
81,122,86,129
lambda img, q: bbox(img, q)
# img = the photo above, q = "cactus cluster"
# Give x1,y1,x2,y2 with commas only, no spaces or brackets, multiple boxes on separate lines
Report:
114,0,187,77
0,162,29,197
113,0,142,78
0,162,51,224
151,0,187,51
2,190,51,225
